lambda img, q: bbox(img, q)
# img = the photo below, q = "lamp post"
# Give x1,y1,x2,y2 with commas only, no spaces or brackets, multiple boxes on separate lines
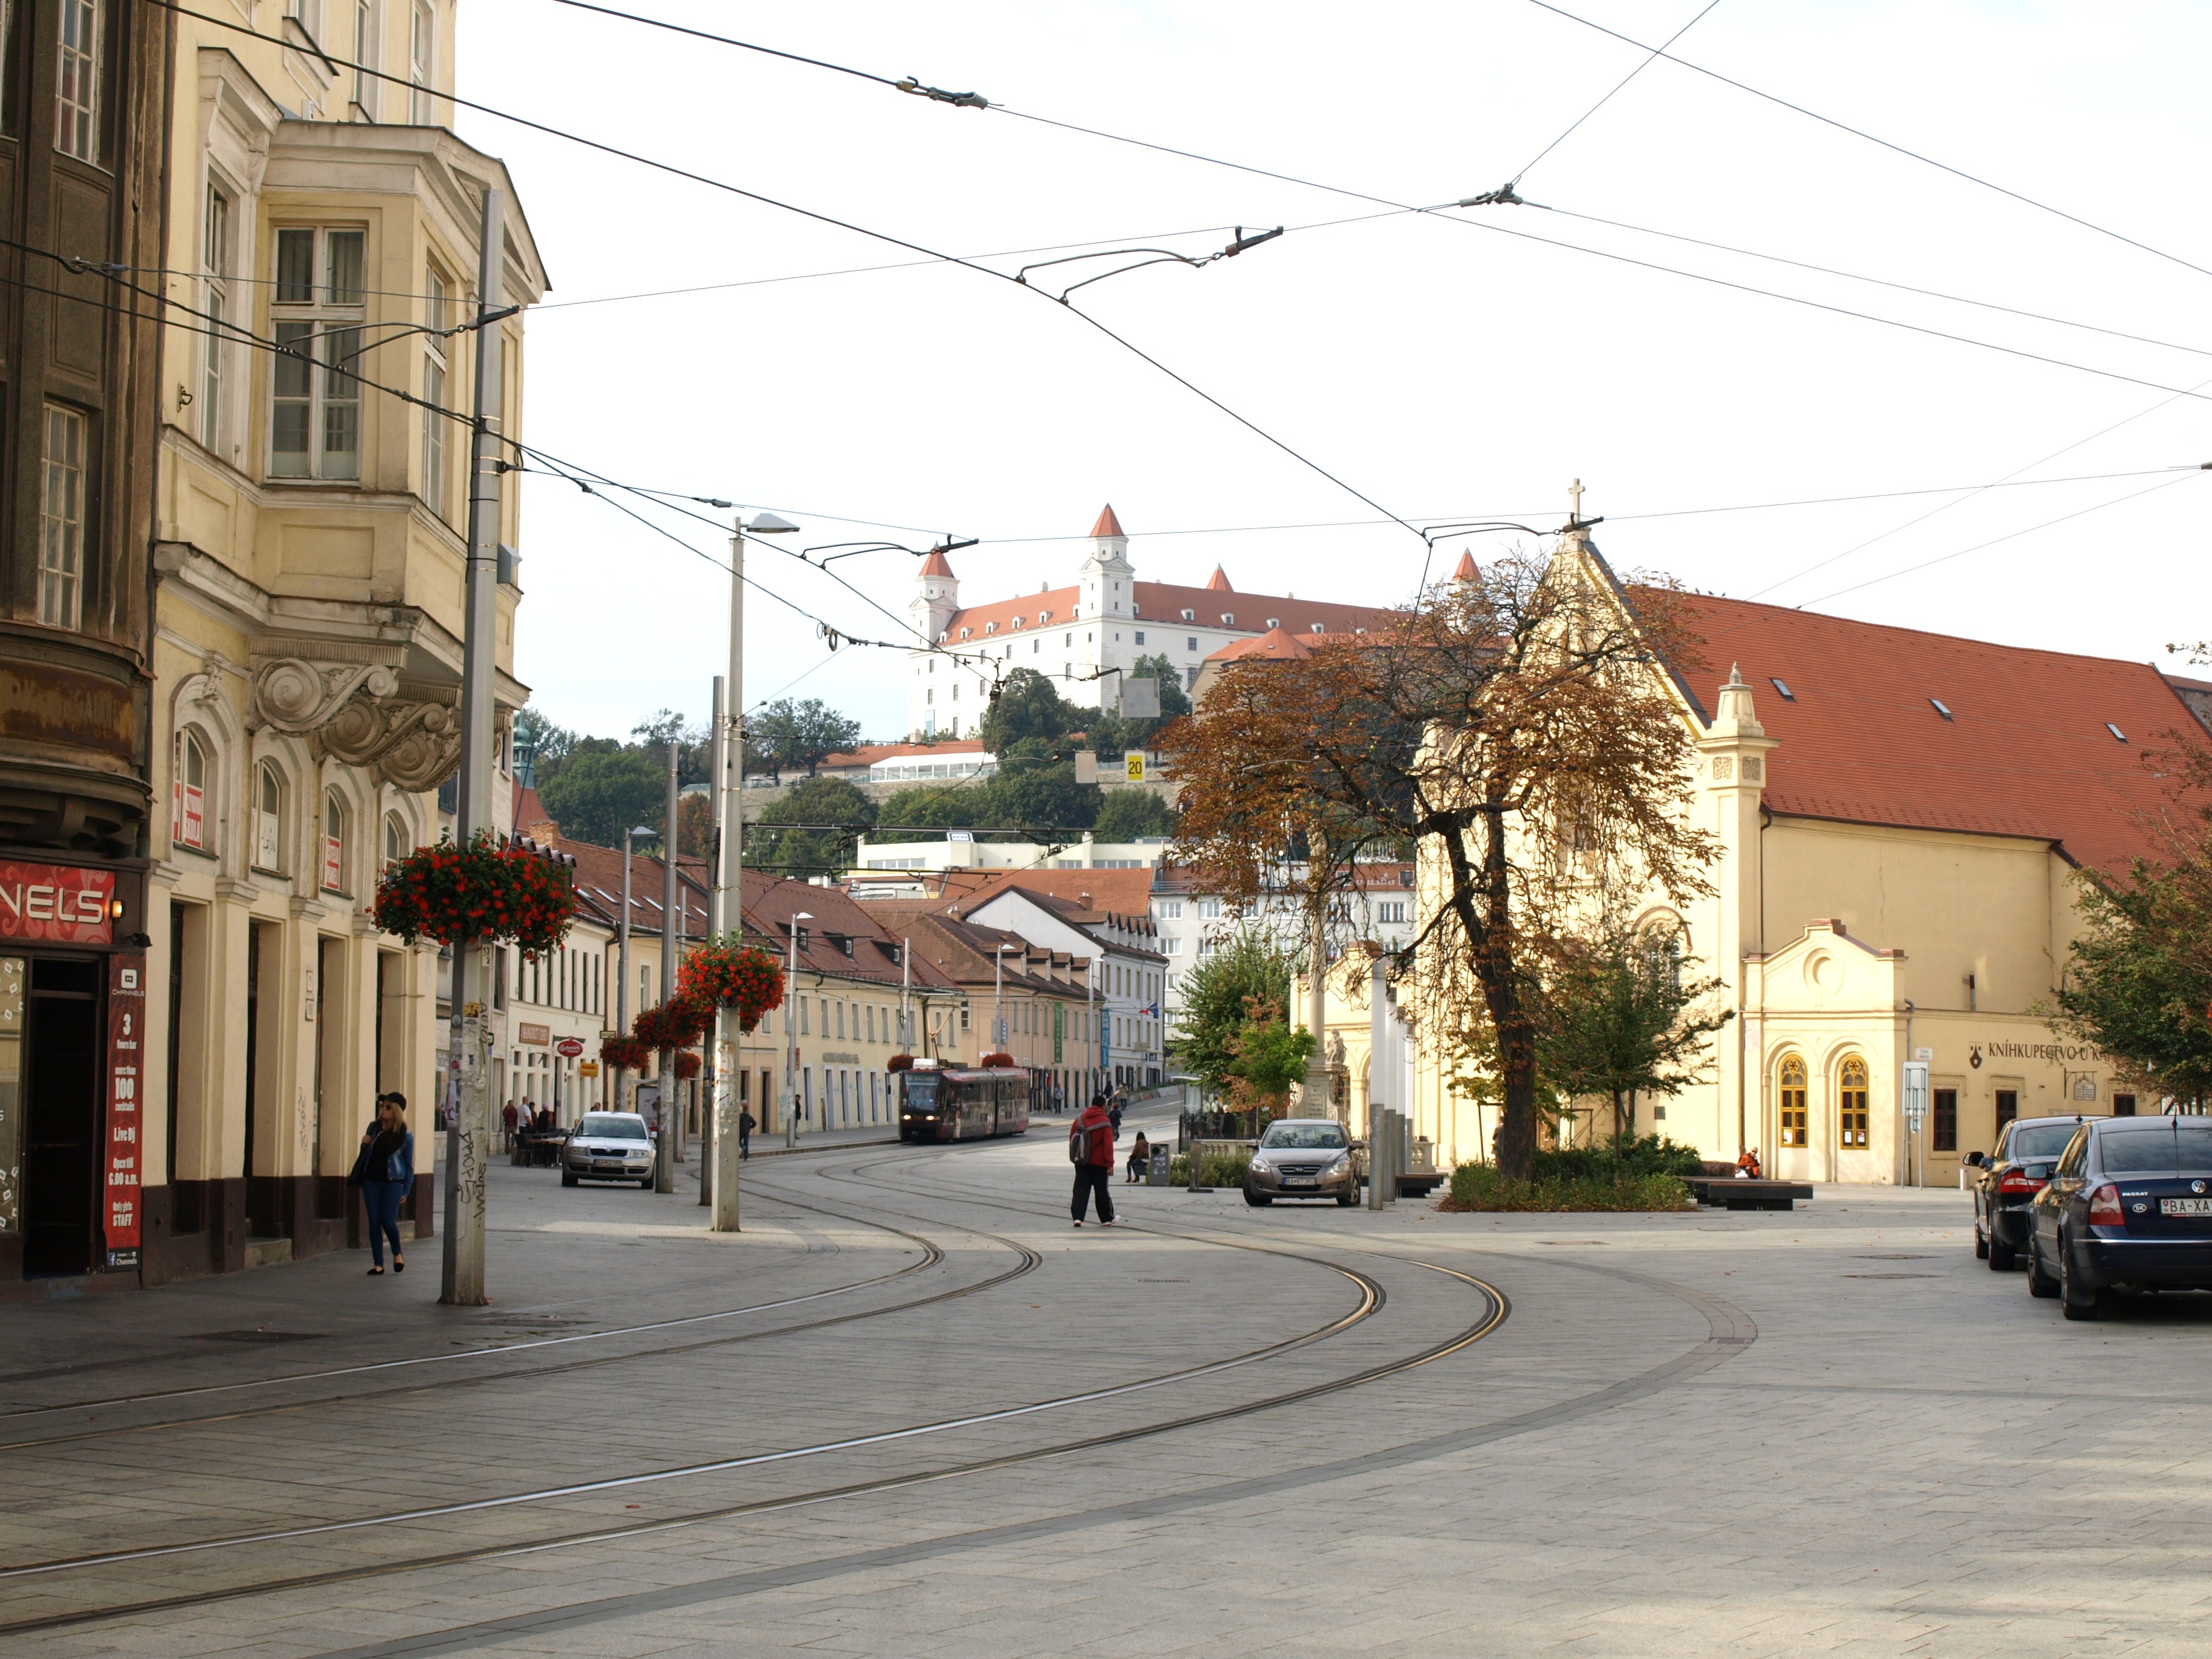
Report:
993,944,1012,1061
616,823,652,1111
785,911,811,1147
657,745,680,1194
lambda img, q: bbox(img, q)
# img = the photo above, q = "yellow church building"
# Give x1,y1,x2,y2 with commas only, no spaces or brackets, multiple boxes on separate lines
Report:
1327,531,2200,1187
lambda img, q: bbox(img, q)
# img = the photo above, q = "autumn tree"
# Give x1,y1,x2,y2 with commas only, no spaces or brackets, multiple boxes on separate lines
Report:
1159,539,1719,1181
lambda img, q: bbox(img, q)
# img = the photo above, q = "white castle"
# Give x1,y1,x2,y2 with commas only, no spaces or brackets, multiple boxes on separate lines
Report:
905,505,1393,740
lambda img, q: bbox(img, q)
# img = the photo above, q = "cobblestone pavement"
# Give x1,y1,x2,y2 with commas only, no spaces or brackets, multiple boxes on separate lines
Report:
2,1108,2207,1658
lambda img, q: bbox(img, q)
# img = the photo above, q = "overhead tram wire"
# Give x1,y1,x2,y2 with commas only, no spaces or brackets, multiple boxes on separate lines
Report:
1517,0,2212,285
1504,0,1724,190
147,1,1427,552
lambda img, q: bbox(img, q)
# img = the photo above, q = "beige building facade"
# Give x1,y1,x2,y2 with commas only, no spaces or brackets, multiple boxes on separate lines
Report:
139,8,543,1279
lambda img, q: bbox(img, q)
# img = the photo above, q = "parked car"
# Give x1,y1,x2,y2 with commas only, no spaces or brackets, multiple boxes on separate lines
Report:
1244,1119,1359,1207
561,1111,657,1189
2026,1116,2212,1320
1964,1116,2085,1270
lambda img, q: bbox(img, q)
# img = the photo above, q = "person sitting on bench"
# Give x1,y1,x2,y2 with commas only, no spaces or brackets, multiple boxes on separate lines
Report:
1125,1131,1151,1183
1735,1147,1761,1179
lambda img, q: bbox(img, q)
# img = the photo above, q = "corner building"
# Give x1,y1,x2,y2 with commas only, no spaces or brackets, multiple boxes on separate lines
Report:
133,6,543,1284
1404,531,2209,1185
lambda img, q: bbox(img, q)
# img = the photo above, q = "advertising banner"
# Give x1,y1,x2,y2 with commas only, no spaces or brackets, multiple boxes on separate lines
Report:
105,954,146,1268
0,860,114,945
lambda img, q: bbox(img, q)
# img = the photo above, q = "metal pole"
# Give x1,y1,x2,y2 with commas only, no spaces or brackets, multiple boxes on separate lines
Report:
1367,956,1387,1212
994,947,1005,1055
1085,956,1096,1103
656,742,679,1193
712,517,748,1228
783,916,806,1147
440,184,504,1308
702,675,723,1212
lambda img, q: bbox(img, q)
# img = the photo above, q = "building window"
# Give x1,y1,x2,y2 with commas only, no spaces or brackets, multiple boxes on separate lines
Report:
1777,1055,1808,1147
38,405,87,628
323,791,349,893
350,0,378,116
172,731,209,851
2112,1093,2137,1117
202,183,232,449
56,0,99,161
1932,1087,1957,1153
1995,1089,2018,1133
421,265,450,517
254,761,283,870
409,0,437,122
271,227,367,479
1196,898,1221,920
383,811,409,871
1837,1056,1870,1148
1378,901,1407,924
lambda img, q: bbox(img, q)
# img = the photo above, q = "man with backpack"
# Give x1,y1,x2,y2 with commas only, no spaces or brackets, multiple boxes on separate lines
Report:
1069,1093,1118,1227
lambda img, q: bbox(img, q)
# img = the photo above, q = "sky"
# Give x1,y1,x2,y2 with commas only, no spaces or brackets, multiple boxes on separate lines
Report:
457,1,2212,745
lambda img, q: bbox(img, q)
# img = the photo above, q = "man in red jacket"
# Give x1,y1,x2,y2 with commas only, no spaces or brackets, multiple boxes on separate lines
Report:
1070,1094,1118,1228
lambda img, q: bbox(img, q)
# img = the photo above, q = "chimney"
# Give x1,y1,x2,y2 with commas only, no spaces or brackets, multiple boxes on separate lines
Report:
1079,891,1092,908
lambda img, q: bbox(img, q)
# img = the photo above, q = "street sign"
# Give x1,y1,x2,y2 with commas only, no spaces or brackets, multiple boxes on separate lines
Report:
555,1037,584,1058
1913,1047,1932,1063
578,1061,600,1078
1124,752,1147,783
1902,1061,1929,1133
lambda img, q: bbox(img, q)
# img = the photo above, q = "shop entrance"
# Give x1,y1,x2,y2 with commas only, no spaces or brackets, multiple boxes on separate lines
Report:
22,957,101,1278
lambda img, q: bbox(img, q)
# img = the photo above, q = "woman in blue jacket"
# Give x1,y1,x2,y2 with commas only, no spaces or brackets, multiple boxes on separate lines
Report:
357,1094,414,1275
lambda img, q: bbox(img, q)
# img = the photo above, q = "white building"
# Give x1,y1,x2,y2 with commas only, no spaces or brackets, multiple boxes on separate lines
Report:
906,506,1395,739
851,833,1169,874
959,882,1169,1088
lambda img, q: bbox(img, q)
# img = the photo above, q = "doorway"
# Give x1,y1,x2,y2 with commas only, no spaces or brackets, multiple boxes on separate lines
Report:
22,957,101,1278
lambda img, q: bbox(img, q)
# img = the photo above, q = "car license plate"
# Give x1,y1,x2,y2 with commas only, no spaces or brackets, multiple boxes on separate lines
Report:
2160,1198,2212,1215
1284,1176,1315,1187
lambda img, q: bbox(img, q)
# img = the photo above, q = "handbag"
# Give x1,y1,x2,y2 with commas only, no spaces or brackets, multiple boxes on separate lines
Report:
346,1141,375,1190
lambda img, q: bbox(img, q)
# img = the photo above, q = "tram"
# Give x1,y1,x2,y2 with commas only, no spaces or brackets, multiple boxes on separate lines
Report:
897,1064,1031,1143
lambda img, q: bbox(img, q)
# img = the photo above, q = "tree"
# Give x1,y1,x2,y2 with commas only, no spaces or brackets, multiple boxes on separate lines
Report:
537,748,666,848
1535,918,1734,1148
513,708,579,792
631,709,710,787
1093,788,1173,840
874,778,985,843
1161,542,1719,1181
1224,1000,1318,1110
980,746,1099,834
1172,930,1296,1099
1088,652,1193,757
676,791,715,860
979,668,1076,752
748,776,877,877
747,698,861,782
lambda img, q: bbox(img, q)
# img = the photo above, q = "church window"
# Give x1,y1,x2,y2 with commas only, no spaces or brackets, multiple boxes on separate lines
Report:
1838,1056,1870,1148
1777,1055,1808,1147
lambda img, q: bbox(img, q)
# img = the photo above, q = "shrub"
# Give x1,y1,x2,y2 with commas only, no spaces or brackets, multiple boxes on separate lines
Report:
1168,1150,1253,1188
1443,1162,1691,1213
1530,1134,1705,1183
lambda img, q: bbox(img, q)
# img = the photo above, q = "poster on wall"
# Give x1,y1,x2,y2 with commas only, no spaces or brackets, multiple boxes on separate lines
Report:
105,954,146,1269
0,860,114,946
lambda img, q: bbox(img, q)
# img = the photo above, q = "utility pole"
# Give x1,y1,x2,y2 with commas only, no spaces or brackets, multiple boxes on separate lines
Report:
1085,954,1097,1106
785,911,811,1146
440,185,504,1309
993,944,1009,1057
656,740,679,1194
1304,845,1332,1114
701,675,724,1214
1367,953,1388,1212
711,521,746,1228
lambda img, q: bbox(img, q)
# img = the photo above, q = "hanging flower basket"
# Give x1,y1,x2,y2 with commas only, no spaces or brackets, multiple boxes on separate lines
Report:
374,830,577,957
676,936,786,1033
672,1050,702,1081
980,1051,1016,1068
886,1053,914,1072
599,1034,651,1072
632,996,711,1053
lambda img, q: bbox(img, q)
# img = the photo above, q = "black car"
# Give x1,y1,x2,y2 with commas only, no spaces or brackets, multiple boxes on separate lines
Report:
2026,1116,2212,1321
1963,1116,2084,1270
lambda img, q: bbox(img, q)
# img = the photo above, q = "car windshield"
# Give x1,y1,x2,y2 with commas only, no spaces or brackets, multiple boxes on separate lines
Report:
2007,1124,2078,1161
1259,1123,1348,1150
2099,1125,2178,1173
903,1074,937,1107
577,1114,646,1141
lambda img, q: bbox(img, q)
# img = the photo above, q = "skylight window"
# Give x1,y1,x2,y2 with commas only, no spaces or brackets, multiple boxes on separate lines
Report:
1930,699,1954,722
2105,722,2127,742
1770,677,1794,701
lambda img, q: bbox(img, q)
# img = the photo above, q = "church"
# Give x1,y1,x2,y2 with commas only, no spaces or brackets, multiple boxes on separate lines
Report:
906,506,1396,740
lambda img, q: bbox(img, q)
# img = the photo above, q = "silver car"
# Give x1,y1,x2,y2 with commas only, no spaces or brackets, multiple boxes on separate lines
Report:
1244,1119,1359,1207
561,1111,657,1189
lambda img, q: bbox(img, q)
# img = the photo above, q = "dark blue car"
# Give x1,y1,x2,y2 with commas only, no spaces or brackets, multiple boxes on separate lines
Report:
2028,1116,2212,1321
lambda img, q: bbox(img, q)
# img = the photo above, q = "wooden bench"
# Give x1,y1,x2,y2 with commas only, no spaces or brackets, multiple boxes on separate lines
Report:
1681,1175,1815,1212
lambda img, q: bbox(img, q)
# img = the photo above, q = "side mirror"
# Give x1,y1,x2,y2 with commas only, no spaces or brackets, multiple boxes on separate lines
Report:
1963,1151,1983,1167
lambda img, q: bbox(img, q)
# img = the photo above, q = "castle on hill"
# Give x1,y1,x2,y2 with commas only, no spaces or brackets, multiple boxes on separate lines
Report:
905,505,1396,740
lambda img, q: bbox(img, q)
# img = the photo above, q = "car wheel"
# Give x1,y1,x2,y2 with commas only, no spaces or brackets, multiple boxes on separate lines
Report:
561,1169,577,1188
1337,1187,1359,1207
1242,1182,1271,1207
2026,1238,2060,1299
1988,1233,2015,1272
639,1178,655,1190
1974,1221,1989,1260
2060,1240,2103,1321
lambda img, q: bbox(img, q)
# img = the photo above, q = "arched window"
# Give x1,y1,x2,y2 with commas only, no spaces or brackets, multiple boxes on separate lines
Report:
172,729,209,851
383,811,409,872
323,791,349,893
1777,1055,1808,1147
254,762,283,870
1838,1056,1871,1148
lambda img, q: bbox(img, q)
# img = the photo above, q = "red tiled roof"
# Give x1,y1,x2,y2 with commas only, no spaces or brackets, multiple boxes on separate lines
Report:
1661,591,2210,873
1090,503,1125,538
953,867,1158,925
1453,551,1478,580
1133,581,1390,637
939,584,1082,642
1205,626,1319,664
1205,565,1232,592
919,548,956,578
819,739,990,771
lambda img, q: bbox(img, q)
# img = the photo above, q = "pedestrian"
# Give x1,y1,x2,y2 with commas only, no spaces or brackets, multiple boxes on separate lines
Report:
501,1099,518,1148
1125,1130,1151,1184
738,1107,755,1161
1069,1093,1116,1228
1108,1094,1124,1136
353,1093,414,1276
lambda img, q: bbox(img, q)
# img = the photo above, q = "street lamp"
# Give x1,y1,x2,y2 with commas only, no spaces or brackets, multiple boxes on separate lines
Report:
993,943,1013,1061
785,910,812,1147
615,823,654,1111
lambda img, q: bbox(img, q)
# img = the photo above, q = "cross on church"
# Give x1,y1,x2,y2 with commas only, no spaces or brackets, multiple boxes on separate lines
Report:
1568,478,1584,522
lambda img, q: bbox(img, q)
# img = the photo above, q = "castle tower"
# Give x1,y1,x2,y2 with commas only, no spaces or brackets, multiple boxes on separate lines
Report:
912,545,959,643
1078,503,1134,620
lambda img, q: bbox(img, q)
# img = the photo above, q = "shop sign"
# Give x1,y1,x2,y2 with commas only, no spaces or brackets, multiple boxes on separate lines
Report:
578,1061,600,1078
0,860,114,945
105,956,144,1269
555,1037,585,1058
517,1022,551,1046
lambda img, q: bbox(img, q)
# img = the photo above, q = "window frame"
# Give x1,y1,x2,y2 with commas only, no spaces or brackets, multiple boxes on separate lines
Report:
383,810,409,873
38,403,88,629
269,226,370,481
1776,1054,1808,1148
201,179,233,451
1837,1055,1871,1149
420,263,451,518
172,729,210,853
253,760,284,872
55,0,100,164
322,789,350,894
1931,1087,1957,1153
409,0,437,123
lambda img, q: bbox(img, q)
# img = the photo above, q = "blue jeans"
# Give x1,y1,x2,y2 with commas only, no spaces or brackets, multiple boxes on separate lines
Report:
363,1180,406,1266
